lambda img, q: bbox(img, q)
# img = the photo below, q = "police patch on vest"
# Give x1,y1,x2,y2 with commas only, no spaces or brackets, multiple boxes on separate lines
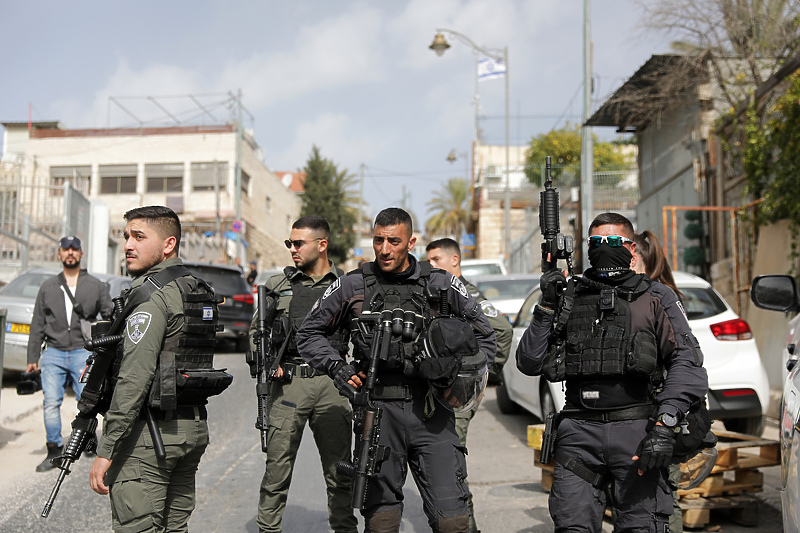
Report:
322,278,340,299
127,312,152,344
451,276,468,298
202,306,213,320
480,300,499,318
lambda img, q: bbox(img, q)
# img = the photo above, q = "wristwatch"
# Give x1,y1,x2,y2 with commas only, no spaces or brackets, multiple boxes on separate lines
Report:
658,412,679,430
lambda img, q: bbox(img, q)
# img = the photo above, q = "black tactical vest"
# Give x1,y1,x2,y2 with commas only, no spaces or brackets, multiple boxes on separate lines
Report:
352,262,435,374
282,266,348,361
145,275,230,410
543,274,661,408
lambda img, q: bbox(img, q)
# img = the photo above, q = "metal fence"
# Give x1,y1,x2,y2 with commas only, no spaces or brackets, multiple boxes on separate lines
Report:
0,169,90,271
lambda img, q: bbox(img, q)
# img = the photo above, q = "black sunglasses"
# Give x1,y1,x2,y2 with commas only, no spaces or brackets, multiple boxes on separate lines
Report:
587,235,634,248
284,238,322,250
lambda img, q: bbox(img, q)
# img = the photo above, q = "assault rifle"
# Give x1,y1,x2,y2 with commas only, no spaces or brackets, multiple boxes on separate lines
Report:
43,298,135,518
336,310,394,510
539,156,574,276
245,285,289,452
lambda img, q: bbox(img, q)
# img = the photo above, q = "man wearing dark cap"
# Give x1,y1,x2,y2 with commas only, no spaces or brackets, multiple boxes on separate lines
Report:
27,235,114,471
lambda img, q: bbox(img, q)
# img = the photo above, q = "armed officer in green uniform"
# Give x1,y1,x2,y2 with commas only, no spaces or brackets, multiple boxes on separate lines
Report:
426,237,512,533
250,215,358,533
90,206,229,533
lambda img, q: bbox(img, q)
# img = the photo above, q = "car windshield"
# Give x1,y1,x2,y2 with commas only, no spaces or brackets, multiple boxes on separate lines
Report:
185,266,248,294
462,263,503,277
476,278,539,300
0,272,54,299
681,287,728,320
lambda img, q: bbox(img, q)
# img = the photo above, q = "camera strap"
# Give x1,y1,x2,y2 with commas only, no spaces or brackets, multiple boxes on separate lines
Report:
58,272,87,320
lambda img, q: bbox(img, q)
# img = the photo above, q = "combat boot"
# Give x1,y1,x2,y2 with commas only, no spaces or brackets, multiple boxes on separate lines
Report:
35,442,63,472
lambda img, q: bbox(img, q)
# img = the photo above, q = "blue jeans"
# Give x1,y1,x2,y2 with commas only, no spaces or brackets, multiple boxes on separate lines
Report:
40,347,90,446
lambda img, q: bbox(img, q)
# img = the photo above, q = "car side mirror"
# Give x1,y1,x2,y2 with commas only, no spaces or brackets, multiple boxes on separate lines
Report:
750,275,800,313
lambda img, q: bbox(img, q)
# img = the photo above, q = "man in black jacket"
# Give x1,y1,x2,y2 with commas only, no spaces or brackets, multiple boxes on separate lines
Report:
27,235,113,471
516,212,708,533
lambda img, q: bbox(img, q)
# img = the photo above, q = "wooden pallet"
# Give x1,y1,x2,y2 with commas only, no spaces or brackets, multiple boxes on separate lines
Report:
527,424,778,528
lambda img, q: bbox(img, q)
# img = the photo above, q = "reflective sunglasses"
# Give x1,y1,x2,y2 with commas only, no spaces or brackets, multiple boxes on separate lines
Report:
587,235,634,248
284,238,322,250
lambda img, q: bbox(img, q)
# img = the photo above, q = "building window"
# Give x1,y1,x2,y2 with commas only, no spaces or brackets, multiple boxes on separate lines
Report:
265,195,272,216
50,166,91,196
146,163,183,193
192,162,228,191
240,171,251,195
99,164,137,194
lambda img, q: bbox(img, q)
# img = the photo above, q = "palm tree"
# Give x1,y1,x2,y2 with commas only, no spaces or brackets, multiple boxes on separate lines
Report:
425,178,471,241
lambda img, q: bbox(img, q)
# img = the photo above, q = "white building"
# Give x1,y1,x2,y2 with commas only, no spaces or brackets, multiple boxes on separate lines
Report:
0,121,299,276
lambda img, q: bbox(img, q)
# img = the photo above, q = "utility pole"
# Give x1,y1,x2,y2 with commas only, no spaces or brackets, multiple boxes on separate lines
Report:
234,89,243,261
357,163,365,257
579,0,594,271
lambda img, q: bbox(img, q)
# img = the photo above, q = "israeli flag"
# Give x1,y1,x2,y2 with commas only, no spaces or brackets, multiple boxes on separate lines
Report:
478,57,506,81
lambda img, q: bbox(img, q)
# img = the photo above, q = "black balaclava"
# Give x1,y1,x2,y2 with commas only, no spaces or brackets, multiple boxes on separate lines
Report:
587,242,633,279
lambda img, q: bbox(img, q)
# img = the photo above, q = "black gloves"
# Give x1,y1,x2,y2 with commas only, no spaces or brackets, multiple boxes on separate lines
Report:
540,269,566,309
332,363,359,401
636,424,676,472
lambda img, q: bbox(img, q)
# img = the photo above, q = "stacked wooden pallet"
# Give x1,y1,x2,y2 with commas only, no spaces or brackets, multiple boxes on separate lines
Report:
527,425,779,528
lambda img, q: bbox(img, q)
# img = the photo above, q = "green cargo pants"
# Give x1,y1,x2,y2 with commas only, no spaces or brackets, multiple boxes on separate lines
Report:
105,411,209,533
257,374,358,533
455,404,479,533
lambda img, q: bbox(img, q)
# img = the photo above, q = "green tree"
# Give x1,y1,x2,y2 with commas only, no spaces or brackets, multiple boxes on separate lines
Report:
299,145,357,265
425,178,471,240
523,124,629,186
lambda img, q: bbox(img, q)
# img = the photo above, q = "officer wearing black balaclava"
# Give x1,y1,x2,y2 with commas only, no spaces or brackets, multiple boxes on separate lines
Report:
516,212,708,533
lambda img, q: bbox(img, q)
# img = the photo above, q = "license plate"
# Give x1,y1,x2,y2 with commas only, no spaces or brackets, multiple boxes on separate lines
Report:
6,322,30,334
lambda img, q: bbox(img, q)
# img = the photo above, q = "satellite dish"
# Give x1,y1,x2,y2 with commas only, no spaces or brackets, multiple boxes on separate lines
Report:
281,174,293,187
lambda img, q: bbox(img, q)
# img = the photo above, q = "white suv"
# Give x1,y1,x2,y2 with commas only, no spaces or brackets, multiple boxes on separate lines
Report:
498,271,770,436
460,259,507,278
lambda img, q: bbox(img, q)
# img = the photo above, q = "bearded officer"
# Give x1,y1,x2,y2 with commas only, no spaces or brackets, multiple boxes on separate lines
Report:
297,207,496,533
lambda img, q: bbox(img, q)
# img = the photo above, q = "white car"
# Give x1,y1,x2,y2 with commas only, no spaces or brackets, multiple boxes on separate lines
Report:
498,271,770,437
460,259,507,278
471,274,540,324
750,274,800,532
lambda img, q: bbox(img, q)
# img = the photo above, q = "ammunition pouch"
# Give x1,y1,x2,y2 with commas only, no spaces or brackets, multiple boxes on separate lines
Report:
148,351,233,410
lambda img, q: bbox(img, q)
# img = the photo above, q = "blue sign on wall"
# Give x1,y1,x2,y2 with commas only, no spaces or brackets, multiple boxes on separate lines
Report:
461,233,475,248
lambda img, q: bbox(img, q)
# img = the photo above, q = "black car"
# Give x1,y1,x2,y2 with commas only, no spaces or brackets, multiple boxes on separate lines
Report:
183,262,254,351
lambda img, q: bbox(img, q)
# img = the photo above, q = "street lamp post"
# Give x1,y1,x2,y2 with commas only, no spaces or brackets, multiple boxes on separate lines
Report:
429,30,511,270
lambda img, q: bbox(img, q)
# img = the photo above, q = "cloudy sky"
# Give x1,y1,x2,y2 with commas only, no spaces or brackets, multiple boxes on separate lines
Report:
0,0,672,223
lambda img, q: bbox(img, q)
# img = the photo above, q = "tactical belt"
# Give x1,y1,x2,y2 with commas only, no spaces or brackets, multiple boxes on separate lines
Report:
283,362,319,379
140,405,207,421
560,404,653,422
372,382,428,400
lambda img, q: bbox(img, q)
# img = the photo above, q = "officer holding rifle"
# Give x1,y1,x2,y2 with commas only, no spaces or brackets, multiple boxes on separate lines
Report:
249,215,357,533
297,207,496,533
88,206,230,532
517,203,708,531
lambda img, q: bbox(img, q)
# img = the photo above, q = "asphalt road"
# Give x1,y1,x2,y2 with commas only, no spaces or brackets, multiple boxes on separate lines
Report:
0,351,788,532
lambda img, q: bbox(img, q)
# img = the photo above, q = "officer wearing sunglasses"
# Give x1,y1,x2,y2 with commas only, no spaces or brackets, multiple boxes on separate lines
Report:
516,212,708,533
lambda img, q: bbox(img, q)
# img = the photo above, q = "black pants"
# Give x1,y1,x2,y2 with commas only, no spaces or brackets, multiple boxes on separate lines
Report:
363,398,470,532
550,418,672,533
